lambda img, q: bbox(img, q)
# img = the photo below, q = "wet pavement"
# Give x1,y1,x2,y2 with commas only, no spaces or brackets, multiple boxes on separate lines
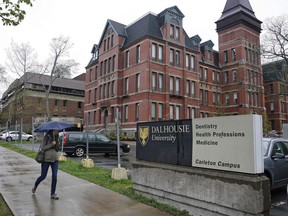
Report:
0,146,170,216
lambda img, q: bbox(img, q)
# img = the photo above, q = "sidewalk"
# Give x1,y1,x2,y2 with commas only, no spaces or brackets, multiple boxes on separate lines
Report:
0,146,170,216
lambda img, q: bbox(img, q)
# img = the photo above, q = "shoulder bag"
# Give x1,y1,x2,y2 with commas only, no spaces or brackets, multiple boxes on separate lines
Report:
35,144,45,163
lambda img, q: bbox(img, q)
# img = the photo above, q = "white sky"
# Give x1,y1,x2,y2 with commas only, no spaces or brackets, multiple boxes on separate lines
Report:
0,0,288,95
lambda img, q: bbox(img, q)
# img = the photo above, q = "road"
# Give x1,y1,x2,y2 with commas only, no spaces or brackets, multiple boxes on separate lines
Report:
13,143,287,214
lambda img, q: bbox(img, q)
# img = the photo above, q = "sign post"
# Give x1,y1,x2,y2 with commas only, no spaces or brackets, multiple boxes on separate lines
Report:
111,108,128,180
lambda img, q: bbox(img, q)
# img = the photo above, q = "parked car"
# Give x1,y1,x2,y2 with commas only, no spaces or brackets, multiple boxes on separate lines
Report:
59,131,130,157
0,131,34,142
263,137,288,190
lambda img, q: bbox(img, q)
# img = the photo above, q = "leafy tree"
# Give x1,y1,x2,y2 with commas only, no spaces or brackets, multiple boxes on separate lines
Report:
0,0,33,26
39,35,78,119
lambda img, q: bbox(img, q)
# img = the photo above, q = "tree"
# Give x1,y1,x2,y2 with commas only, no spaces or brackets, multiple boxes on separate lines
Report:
6,40,38,77
0,0,33,26
39,36,78,119
5,40,38,139
261,15,288,66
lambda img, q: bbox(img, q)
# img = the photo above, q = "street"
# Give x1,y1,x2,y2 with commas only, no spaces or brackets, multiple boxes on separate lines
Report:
13,143,287,214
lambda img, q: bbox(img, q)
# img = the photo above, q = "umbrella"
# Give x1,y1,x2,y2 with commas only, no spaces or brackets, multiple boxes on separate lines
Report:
34,121,73,132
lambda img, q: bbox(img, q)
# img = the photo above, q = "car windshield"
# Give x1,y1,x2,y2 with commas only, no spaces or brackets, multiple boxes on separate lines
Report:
262,140,270,157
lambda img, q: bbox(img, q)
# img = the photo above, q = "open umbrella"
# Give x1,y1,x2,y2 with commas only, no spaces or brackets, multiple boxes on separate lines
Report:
34,121,73,132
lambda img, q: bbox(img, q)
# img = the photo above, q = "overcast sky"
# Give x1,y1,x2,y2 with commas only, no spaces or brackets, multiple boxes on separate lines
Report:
0,0,288,95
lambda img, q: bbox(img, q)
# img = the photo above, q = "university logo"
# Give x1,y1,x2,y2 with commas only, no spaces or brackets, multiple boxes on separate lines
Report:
138,126,149,146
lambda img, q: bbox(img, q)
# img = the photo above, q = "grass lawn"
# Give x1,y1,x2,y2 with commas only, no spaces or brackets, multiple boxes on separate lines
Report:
0,142,190,216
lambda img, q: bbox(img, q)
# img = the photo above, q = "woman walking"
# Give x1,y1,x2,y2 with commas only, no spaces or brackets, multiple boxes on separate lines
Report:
32,130,60,199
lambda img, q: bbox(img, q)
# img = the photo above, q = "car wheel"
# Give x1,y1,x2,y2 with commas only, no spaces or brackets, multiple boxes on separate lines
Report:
27,137,32,141
74,147,85,157
6,137,12,142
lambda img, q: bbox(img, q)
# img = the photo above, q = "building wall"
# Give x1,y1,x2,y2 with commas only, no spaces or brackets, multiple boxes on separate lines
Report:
84,5,266,135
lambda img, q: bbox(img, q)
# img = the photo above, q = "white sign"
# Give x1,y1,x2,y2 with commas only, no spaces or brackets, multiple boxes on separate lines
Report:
192,115,263,174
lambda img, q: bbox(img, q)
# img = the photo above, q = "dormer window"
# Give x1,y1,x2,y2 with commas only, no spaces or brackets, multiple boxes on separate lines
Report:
175,27,180,40
170,24,174,38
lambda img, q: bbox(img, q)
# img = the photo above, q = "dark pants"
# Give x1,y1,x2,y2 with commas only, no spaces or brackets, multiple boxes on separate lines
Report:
34,161,58,195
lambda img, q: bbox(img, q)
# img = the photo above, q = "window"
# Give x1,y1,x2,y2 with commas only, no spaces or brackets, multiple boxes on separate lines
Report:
205,90,208,105
158,104,163,120
175,78,180,95
112,55,116,71
170,49,174,66
170,76,174,94
186,80,190,96
103,84,106,98
151,103,156,120
269,84,273,93
93,111,96,124
187,107,190,119
192,81,195,97
104,39,106,51
125,105,128,122
232,70,237,82
108,58,111,73
88,90,91,103
191,56,195,71
159,74,163,92
212,70,215,82
152,43,157,61
233,92,238,104
186,54,190,70
100,85,103,99
111,80,115,96
200,67,203,80
104,59,107,74
125,51,129,67
224,71,229,84
176,50,180,67
192,108,195,118
78,102,82,109
204,68,208,81
225,93,229,105
136,74,140,92
200,89,203,104
224,50,228,63
175,26,180,40
107,37,110,50
63,100,67,107
158,45,163,62
170,24,174,38
270,102,274,112
136,45,140,63
213,92,216,105
217,72,220,83
94,88,97,102
55,99,58,107
176,106,180,120
125,78,129,95
170,105,174,119
107,83,110,98
99,110,101,124
231,48,236,61
136,103,140,121
100,62,103,76
89,69,92,82
111,35,114,47
95,66,98,79
152,72,157,91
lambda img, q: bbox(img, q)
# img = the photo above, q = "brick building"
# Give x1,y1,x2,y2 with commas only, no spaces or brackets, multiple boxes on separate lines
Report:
0,72,85,132
263,60,288,132
84,0,265,135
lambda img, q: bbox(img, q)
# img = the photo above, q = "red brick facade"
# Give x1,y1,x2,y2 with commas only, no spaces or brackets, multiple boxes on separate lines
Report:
84,3,265,134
